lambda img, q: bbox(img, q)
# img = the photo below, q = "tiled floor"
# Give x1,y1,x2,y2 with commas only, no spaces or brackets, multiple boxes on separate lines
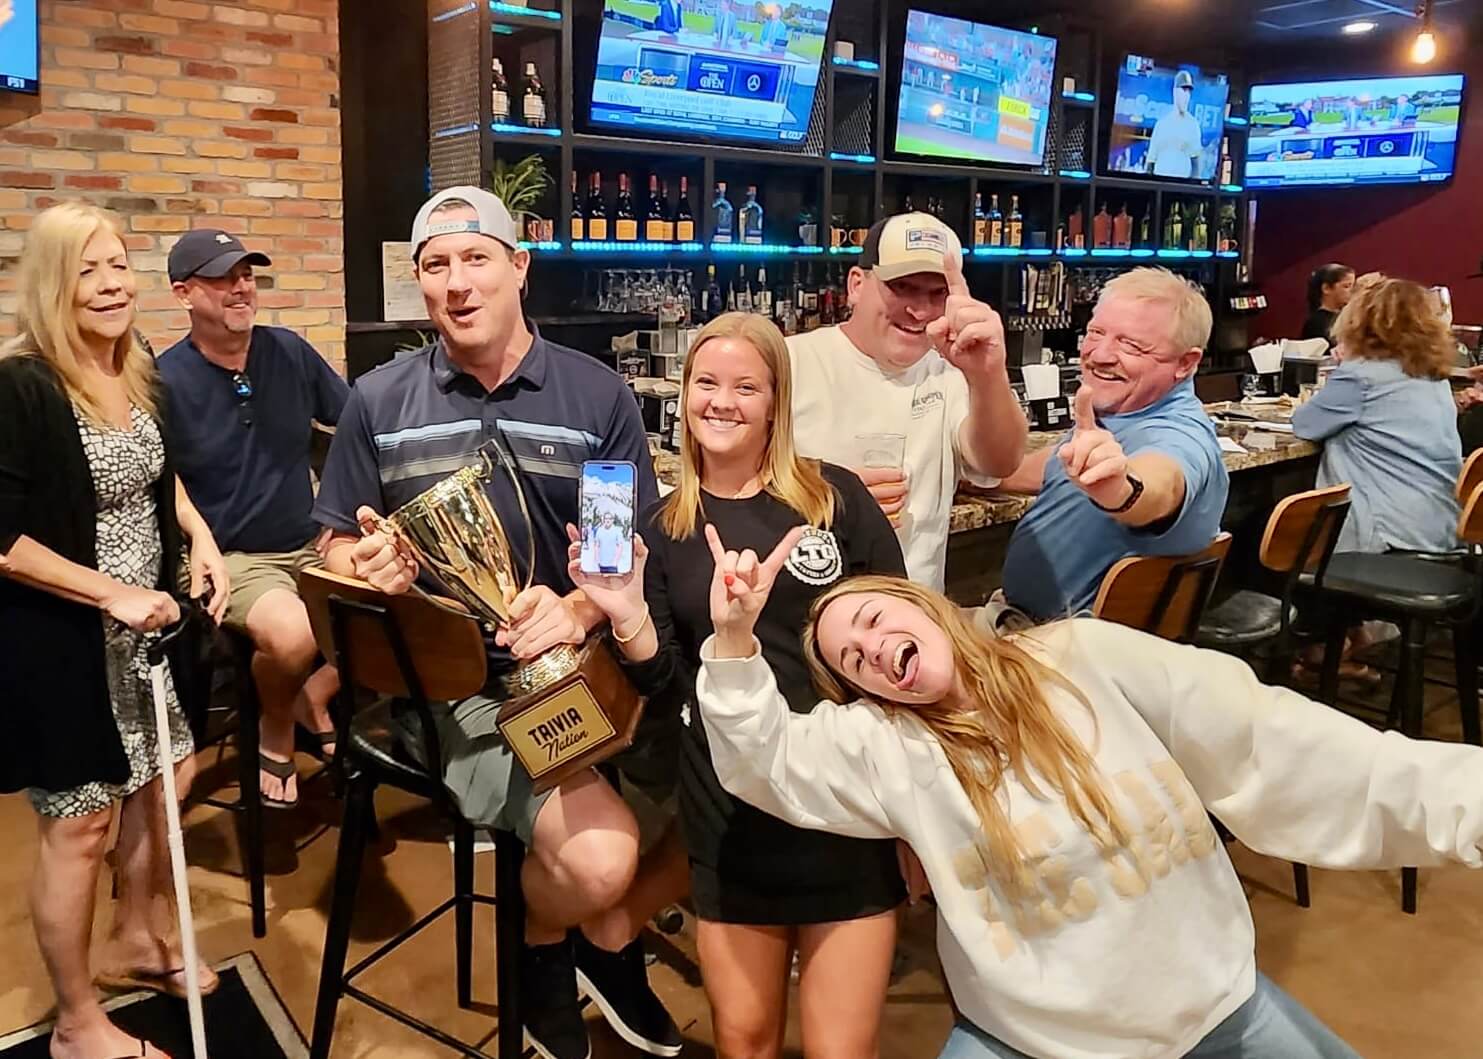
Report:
3,648,1482,1058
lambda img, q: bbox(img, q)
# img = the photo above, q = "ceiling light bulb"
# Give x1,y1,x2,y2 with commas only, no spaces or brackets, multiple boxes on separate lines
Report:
1342,20,1377,34
1412,28,1437,63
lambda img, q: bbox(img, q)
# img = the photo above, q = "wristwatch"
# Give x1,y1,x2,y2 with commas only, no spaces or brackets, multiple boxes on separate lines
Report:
1093,472,1144,514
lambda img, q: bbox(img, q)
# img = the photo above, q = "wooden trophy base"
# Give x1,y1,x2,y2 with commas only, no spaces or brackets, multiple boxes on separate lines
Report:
496,640,645,793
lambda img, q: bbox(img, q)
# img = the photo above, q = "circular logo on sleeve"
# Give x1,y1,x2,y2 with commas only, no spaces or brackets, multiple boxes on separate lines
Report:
784,527,843,586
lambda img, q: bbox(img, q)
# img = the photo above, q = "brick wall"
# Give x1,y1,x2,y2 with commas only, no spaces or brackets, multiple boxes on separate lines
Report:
0,0,344,368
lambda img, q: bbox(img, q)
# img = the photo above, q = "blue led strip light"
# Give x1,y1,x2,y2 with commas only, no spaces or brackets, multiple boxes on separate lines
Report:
831,57,880,71
570,241,705,253
491,123,561,137
489,1,560,19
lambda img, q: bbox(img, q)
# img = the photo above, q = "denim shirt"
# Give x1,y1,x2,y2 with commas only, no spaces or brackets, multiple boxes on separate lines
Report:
1291,356,1461,554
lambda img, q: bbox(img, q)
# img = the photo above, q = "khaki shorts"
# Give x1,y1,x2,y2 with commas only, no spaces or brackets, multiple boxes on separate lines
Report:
222,541,323,631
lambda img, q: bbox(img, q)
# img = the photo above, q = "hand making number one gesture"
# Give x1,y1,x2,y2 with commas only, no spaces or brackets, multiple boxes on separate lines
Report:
926,249,1007,380
1058,387,1135,512
706,522,807,654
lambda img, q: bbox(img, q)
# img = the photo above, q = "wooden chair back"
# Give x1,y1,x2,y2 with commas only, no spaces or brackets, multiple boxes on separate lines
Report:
1258,483,1352,576
298,567,487,702
1092,532,1233,642
1458,449,1483,505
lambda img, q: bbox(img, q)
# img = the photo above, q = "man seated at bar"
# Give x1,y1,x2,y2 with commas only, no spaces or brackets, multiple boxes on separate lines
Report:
788,213,1027,591
313,187,683,1059
157,229,349,808
998,267,1228,622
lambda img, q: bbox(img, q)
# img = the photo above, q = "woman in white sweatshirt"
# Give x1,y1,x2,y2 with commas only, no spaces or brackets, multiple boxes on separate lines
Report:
693,550,1483,1059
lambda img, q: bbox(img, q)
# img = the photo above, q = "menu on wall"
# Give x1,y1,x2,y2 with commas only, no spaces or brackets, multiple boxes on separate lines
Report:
381,241,426,322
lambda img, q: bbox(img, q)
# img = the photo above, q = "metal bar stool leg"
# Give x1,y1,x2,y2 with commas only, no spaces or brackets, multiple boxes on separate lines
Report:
1317,622,1346,707
1400,618,1428,915
234,649,268,939
310,771,377,1059
454,818,476,1010
495,828,526,1059
1453,621,1481,746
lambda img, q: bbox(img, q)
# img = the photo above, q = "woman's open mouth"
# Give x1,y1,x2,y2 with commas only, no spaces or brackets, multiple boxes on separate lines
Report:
890,638,920,690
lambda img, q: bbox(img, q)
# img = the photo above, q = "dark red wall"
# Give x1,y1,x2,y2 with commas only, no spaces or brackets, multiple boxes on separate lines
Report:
1252,44,1483,337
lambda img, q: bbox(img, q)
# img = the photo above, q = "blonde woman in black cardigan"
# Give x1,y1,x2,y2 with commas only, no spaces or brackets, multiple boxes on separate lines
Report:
0,203,228,1059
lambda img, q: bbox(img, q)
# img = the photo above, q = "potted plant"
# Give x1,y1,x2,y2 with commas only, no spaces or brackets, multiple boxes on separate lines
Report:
491,154,554,243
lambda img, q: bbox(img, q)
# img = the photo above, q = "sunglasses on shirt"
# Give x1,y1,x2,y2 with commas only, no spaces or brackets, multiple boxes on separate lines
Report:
232,371,254,427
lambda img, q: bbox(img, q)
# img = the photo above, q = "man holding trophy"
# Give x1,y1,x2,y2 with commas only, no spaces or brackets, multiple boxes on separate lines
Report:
314,187,683,1059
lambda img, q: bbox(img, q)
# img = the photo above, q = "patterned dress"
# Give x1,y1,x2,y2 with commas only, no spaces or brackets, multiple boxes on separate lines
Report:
30,404,193,818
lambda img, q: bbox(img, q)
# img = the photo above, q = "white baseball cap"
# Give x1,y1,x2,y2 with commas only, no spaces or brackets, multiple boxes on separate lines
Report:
410,185,520,265
859,212,964,283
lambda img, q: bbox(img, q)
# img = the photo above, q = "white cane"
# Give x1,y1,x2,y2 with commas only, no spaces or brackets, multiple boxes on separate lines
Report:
146,620,209,1059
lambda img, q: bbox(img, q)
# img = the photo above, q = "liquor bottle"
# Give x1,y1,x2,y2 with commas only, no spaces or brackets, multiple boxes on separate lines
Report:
522,61,547,128
614,172,638,241
739,185,764,245
833,265,851,323
1113,204,1132,249
1164,203,1182,249
935,197,947,220
820,279,835,326
802,264,820,330
586,172,608,241
1219,137,1234,185
1137,205,1152,249
736,265,753,313
703,263,722,321
569,169,583,242
491,58,511,125
1054,223,1066,253
973,192,988,247
1068,204,1084,249
903,194,915,215
659,179,674,242
756,265,772,318
792,262,804,315
1007,194,1023,248
1190,202,1208,251
645,174,666,242
711,181,734,244
1092,203,1111,249
1218,202,1238,253
726,277,737,312
987,193,1003,246
675,176,695,242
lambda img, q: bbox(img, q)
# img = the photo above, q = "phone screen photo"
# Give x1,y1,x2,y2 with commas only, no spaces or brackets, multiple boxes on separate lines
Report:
579,460,638,576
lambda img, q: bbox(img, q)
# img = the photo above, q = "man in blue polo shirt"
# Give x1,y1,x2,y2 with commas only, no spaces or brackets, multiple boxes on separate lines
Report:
997,267,1228,622
314,187,681,1059
157,229,349,808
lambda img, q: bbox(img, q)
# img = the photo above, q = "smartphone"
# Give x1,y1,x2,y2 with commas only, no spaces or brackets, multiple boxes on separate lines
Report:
579,460,638,576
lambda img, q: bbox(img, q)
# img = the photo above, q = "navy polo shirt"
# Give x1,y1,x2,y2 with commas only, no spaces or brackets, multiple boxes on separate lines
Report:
158,326,349,554
312,329,658,602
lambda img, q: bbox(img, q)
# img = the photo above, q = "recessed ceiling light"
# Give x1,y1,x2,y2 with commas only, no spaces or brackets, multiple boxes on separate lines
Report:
1342,20,1378,34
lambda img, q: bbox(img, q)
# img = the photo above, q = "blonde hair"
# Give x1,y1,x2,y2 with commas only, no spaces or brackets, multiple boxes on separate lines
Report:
803,576,1131,898
659,311,835,539
0,201,154,422
1098,266,1213,354
1331,277,1453,380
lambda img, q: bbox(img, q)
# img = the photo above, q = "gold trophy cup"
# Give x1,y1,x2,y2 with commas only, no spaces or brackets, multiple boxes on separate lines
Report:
377,443,643,793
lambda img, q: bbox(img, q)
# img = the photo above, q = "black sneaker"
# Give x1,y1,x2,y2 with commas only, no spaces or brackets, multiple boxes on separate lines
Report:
573,932,683,1057
520,938,591,1059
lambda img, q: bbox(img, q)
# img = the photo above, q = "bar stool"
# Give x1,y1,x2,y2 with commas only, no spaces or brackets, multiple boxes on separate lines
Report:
1195,485,1352,909
1091,532,1232,641
299,567,525,1059
1294,484,1483,914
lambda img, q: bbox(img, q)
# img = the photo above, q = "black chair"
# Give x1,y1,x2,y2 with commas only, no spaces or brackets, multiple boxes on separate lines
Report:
1298,482,1483,913
1196,484,1352,910
300,567,525,1059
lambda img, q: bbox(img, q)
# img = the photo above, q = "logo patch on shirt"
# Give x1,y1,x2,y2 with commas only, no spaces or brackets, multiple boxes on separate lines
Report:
784,527,843,586
905,227,946,254
910,388,945,419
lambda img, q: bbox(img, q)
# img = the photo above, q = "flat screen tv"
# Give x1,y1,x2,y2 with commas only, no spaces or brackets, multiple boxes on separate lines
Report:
893,10,1058,168
588,0,833,146
1247,74,1465,188
0,0,38,95
1107,55,1229,182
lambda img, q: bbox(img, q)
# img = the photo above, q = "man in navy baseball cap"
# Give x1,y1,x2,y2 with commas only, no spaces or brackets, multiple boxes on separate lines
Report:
167,227,272,284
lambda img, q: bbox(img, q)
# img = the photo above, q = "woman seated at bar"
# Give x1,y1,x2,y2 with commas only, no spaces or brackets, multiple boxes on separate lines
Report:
0,202,230,1059
1291,277,1461,681
693,565,1483,1059
570,312,908,1058
1300,263,1355,346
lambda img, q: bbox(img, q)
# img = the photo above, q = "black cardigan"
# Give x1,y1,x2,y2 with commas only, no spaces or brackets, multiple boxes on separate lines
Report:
0,354,183,794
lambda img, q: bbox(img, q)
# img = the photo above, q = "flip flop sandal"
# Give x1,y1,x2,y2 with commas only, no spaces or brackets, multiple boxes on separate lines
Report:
96,964,220,998
107,1038,151,1059
258,751,300,810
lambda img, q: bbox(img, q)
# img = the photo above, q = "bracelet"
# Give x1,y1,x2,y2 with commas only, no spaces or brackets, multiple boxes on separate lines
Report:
612,605,651,646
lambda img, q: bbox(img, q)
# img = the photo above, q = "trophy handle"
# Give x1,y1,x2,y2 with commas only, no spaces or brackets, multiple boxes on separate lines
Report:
476,437,538,595
358,511,491,624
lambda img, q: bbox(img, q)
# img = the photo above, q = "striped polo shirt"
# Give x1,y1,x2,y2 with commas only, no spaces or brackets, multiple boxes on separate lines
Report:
313,329,658,598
